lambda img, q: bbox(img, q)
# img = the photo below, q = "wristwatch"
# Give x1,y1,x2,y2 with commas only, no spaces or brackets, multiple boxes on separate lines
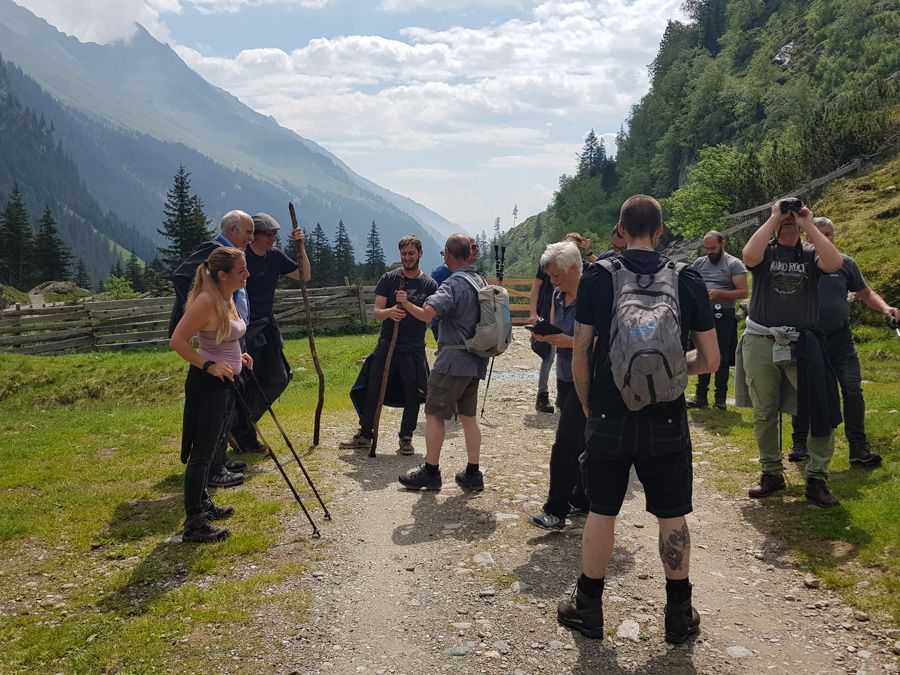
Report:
202,360,215,373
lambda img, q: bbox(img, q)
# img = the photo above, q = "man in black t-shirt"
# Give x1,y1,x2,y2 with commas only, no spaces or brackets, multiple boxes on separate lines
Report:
341,236,438,455
739,200,844,508
230,212,311,455
557,195,719,645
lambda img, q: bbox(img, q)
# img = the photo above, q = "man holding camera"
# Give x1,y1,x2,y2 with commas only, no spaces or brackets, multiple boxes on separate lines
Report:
738,199,844,507
688,231,748,410
789,217,898,467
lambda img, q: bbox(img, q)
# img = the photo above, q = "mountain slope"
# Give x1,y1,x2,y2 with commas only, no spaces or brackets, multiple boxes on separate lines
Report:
0,0,452,264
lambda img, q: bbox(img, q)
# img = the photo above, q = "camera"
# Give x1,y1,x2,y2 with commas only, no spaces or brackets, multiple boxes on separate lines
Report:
713,303,723,319
778,198,803,214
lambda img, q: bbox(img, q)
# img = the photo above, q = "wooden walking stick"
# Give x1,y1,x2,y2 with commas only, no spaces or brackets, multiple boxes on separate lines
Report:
370,280,404,457
289,202,325,446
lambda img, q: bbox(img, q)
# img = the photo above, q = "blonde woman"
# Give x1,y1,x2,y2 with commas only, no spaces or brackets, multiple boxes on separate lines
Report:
170,247,252,543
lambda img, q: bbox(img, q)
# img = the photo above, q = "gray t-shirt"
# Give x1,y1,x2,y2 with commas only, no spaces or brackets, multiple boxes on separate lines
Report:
748,242,821,329
691,252,747,309
427,266,489,378
817,254,866,335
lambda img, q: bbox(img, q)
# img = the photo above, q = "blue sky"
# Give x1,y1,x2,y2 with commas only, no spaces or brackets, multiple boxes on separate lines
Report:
15,0,687,232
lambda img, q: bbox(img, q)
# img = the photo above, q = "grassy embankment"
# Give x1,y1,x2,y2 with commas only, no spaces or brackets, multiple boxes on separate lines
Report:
0,334,373,672
689,156,900,625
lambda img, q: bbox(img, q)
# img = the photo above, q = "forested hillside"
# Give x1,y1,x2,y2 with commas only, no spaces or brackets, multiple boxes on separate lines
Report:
502,0,899,279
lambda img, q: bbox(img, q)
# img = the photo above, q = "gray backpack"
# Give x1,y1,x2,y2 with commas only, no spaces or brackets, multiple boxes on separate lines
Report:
444,271,512,358
598,257,688,411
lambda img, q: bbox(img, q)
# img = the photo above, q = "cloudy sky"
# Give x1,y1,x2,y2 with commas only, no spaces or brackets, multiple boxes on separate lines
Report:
15,0,686,231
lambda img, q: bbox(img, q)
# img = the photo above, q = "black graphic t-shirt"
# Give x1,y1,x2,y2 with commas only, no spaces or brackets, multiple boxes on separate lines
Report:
748,242,821,329
375,268,439,351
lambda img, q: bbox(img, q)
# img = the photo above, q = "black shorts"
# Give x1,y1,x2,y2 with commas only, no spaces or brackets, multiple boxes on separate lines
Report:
581,404,693,518
424,371,480,419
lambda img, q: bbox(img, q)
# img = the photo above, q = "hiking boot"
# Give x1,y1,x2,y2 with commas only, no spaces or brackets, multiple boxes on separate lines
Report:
535,391,554,414
202,498,234,520
339,431,372,450
664,598,701,644
805,478,840,508
229,435,267,454
224,458,247,472
714,401,727,411
557,586,604,639
182,515,230,544
568,504,590,517
849,443,882,467
686,397,707,409
455,469,484,492
529,511,565,531
397,436,415,456
788,441,808,462
208,468,245,488
747,473,785,499
398,464,442,491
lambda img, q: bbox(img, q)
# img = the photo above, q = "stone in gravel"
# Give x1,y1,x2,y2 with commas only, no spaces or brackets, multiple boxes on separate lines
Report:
637,573,650,580
804,575,822,589
473,553,495,566
784,593,797,602
494,513,519,521
726,646,754,659
452,623,472,630
483,650,501,659
478,590,496,598
893,641,900,655
443,645,470,657
857,650,872,659
549,640,566,650
616,620,640,642
511,581,528,593
853,611,869,622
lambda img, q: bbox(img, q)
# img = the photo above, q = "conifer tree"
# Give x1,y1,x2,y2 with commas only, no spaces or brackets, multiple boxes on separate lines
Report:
125,250,145,293
364,220,386,282
110,259,125,279
73,259,91,289
308,223,335,286
33,206,71,283
0,184,33,288
157,166,213,273
144,257,172,296
333,220,355,283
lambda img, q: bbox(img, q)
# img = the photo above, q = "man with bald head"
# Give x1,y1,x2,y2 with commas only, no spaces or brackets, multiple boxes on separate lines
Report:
169,209,256,488
789,217,897,466
688,230,748,410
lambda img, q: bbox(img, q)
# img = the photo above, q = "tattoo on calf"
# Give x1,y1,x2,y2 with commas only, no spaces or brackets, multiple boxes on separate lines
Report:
658,523,691,572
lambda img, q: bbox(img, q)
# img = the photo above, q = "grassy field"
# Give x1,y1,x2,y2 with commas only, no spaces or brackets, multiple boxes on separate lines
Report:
0,335,372,672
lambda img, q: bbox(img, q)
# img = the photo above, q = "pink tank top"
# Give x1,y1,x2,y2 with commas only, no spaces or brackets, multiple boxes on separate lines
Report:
198,317,246,374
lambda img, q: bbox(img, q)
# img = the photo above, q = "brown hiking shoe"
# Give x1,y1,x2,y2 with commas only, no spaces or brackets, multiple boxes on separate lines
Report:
805,478,840,508
339,431,372,449
849,443,882,467
557,586,604,639
748,473,786,499
664,598,701,644
397,437,415,455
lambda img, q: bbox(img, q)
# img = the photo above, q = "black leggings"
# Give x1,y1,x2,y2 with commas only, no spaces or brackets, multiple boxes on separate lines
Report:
542,379,589,518
183,367,235,518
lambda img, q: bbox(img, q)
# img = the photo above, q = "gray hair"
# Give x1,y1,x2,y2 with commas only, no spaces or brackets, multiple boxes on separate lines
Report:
814,217,834,229
220,210,251,234
540,241,581,272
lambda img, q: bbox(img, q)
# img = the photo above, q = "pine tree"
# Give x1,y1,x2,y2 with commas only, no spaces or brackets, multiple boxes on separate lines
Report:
309,222,335,286
125,250,145,293
333,220,355,284
144,257,172,296
73,259,91,289
364,220,386,282
110,259,124,279
157,166,214,273
33,206,71,284
578,129,602,178
0,184,33,288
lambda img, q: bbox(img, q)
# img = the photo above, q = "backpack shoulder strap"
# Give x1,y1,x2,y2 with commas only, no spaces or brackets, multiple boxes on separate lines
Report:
448,270,484,292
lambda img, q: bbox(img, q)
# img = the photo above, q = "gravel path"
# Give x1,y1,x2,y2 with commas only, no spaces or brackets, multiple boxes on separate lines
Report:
261,329,899,674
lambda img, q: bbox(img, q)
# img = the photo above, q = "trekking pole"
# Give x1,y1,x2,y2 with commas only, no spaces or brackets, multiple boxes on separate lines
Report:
778,412,783,456
370,280,404,458
228,380,321,537
480,242,506,419
245,370,331,520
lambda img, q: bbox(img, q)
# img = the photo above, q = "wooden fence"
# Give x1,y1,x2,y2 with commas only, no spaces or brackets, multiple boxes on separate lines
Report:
0,285,376,355
487,278,531,326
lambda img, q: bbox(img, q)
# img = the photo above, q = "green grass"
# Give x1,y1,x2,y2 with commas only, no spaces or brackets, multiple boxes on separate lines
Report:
688,333,900,625
0,335,368,672
1,283,29,306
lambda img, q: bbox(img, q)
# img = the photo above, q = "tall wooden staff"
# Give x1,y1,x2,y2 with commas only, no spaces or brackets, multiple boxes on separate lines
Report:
370,279,404,458
288,202,325,446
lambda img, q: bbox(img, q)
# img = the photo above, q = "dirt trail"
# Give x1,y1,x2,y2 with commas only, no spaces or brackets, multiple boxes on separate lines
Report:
261,329,898,674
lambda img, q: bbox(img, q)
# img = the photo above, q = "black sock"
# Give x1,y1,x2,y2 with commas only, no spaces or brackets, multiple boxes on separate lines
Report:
424,462,439,474
577,573,605,599
465,463,480,475
666,577,691,603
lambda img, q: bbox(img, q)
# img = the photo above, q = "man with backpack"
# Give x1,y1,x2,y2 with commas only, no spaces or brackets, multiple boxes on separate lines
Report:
556,195,719,645
395,233,510,491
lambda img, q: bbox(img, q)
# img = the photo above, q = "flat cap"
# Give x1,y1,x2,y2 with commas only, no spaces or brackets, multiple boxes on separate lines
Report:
252,212,281,232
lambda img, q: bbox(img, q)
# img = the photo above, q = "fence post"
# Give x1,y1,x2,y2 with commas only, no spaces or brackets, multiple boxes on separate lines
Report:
356,284,367,322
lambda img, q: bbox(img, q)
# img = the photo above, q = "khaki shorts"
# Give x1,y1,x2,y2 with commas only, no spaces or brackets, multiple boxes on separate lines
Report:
424,371,480,419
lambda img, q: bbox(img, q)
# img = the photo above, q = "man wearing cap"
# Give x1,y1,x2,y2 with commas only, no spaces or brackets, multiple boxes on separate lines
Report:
229,213,311,454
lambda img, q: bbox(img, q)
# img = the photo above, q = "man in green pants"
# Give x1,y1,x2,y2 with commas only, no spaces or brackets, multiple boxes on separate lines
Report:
738,199,844,507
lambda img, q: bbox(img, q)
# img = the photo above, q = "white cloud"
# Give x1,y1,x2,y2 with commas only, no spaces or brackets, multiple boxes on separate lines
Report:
380,0,523,12
187,0,334,14
13,0,178,43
